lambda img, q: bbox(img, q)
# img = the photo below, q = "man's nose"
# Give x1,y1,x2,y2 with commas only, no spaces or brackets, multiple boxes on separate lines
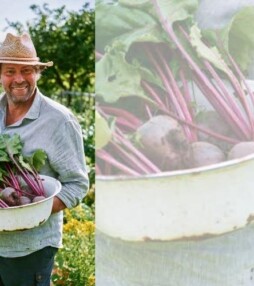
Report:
13,73,25,83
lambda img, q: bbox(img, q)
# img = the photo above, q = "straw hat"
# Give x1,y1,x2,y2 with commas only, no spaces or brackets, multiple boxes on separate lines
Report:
0,33,53,67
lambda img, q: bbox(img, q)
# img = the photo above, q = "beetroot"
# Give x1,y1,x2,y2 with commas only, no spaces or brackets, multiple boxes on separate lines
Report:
196,110,236,152
20,196,32,205
0,187,21,207
136,115,190,170
228,142,254,160
186,141,226,168
32,196,46,203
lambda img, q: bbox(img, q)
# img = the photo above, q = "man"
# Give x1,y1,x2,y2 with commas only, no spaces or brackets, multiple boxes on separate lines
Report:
0,33,89,285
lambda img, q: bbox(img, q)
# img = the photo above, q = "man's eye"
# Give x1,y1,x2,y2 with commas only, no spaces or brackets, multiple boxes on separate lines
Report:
22,68,34,74
5,70,14,76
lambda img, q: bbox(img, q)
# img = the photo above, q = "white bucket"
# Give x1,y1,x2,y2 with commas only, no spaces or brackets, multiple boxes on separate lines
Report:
96,156,254,286
0,175,61,231
97,153,254,241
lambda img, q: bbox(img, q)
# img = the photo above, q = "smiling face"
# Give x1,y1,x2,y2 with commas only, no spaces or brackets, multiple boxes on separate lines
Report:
0,64,39,104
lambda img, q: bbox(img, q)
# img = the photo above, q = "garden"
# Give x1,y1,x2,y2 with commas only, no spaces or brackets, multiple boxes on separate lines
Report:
52,94,95,286
4,3,95,285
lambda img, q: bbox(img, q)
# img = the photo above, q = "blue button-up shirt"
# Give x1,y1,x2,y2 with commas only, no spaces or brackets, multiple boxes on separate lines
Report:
0,89,89,257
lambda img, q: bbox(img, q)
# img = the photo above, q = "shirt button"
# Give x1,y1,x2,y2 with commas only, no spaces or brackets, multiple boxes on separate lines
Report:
36,274,43,282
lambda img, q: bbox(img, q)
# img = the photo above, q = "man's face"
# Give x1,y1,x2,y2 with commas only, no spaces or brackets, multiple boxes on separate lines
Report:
0,64,38,104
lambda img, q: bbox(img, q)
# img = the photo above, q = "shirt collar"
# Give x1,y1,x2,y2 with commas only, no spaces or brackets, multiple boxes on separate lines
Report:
24,89,42,120
0,88,42,121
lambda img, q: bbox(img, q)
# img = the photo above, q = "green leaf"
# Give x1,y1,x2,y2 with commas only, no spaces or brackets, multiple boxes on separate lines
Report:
3,134,23,157
114,24,165,53
10,134,23,154
201,7,254,73
0,150,10,162
0,167,8,182
95,111,112,150
96,47,148,102
201,28,230,53
139,64,164,90
96,1,157,52
119,0,151,7
154,0,198,25
190,25,230,75
18,155,34,173
25,149,48,171
227,7,254,72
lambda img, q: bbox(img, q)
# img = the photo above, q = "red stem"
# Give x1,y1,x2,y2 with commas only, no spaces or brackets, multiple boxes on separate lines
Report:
96,149,140,176
142,81,240,144
151,0,250,139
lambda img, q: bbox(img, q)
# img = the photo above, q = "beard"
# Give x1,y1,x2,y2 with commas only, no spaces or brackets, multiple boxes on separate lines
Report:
6,83,36,104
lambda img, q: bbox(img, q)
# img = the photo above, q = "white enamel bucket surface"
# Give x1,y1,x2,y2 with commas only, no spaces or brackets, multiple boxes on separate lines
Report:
97,153,254,241
0,175,61,231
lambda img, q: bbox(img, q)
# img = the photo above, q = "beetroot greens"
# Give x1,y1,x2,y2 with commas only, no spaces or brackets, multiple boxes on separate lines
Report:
96,0,254,176
0,134,47,208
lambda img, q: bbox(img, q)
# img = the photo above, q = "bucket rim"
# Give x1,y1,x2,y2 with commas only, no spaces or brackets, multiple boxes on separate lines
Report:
97,152,254,182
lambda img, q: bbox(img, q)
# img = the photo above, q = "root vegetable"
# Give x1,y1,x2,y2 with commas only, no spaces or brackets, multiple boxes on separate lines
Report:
0,187,21,207
186,141,226,168
136,115,190,170
196,111,236,152
32,196,46,203
20,196,32,205
228,142,254,160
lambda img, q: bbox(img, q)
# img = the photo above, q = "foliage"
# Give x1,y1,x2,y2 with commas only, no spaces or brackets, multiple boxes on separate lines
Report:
76,106,95,207
73,95,95,164
52,204,95,286
202,6,254,72
6,3,95,103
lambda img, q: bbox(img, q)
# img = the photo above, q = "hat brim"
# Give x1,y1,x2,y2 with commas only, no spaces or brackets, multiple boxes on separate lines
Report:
0,60,53,67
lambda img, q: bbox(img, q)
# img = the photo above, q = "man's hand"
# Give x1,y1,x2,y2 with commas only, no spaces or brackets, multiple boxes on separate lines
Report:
51,197,67,213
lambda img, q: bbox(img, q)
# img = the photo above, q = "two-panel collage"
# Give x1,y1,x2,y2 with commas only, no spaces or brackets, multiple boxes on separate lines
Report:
1,0,254,285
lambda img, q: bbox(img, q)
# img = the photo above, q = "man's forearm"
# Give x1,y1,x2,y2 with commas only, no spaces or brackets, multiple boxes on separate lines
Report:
51,197,67,213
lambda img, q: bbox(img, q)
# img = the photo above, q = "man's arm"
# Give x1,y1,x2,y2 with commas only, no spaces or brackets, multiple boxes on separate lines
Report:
52,196,67,213
49,118,89,213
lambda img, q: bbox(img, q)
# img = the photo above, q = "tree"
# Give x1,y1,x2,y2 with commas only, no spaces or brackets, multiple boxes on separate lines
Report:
7,3,95,105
